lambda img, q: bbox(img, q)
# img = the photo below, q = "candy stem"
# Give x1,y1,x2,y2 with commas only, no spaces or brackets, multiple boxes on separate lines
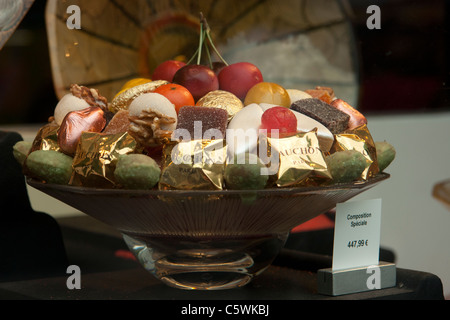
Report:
186,13,229,67
197,22,204,65
186,47,199,65
200,12,229,66
206,30,228,66
204,38,213,69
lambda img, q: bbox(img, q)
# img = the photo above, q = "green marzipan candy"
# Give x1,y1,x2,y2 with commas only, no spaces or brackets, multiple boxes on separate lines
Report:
114,154,161,189
224,154,268,190
325,150,367,183
26,150,73,185
13,140,32,166
375,141,396,172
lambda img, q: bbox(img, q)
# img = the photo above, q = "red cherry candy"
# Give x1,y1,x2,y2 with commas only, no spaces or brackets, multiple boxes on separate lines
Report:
260,107,297,137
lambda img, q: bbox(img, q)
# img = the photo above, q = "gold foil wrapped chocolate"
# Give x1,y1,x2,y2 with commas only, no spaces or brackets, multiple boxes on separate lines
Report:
69,131,137,188
331,124,379,180
264,130,332,187
159,139,227,190
196,90,244,122
109,80,168,114
30,122,60,153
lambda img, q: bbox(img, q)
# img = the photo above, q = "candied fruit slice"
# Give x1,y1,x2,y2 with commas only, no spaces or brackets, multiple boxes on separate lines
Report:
103,110,131,134
290,98,350,134
174,106,228,140
305,87,334,104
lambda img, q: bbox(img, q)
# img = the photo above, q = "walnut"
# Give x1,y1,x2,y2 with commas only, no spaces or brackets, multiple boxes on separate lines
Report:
128,109,176,147
70,84,108,111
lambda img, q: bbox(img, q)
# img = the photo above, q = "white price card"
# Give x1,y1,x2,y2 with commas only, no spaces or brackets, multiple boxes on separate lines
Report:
332,198,382,271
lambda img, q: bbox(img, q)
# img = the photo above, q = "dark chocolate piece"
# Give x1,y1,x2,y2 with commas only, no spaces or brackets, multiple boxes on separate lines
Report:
290,98,350,134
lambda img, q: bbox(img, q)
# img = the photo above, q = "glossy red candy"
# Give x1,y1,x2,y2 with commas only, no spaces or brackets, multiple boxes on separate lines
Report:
260,107,297,137
218,62,263,100
173,64,219,101
152,60,186,82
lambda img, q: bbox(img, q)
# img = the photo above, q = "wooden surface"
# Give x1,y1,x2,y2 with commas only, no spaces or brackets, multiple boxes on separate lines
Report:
45,0,359,104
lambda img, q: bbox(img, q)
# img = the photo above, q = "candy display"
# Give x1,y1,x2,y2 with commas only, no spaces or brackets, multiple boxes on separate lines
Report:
15,15,395,193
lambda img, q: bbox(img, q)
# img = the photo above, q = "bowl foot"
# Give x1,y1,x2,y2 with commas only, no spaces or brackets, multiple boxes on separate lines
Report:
122,232,288,290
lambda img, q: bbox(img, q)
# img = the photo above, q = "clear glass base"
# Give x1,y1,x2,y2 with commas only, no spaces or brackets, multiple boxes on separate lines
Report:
123,232,289,290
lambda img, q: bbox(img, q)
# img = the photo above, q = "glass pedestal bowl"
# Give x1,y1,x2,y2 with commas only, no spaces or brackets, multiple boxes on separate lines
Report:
28,173,389,290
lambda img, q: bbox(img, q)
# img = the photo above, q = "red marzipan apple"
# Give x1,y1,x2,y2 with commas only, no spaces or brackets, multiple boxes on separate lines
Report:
152,60,186,82
218,62,263,100
172,64,219,101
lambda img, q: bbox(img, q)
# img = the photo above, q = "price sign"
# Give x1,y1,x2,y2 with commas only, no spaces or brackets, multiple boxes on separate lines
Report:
332,199,382,271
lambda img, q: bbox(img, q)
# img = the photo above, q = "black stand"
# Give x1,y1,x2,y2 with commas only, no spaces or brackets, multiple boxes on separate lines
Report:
0,131,68,282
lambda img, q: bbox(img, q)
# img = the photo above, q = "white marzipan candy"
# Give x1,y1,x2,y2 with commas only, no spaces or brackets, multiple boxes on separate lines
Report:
128,93,178,131
286,89,313,104
54,94,90,125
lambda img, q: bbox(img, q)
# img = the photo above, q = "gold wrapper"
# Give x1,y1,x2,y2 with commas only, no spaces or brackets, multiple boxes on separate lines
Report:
30,122,60,153
159,139,227,190
109,80,169,114
196,90,244,122
265,130,332,187
331,124,379,180
69,131,137,188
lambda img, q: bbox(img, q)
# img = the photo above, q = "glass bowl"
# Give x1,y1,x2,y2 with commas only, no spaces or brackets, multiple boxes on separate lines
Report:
27,173,389,290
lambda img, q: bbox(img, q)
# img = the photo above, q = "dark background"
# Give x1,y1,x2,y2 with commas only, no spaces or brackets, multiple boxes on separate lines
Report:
0,0,448,125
